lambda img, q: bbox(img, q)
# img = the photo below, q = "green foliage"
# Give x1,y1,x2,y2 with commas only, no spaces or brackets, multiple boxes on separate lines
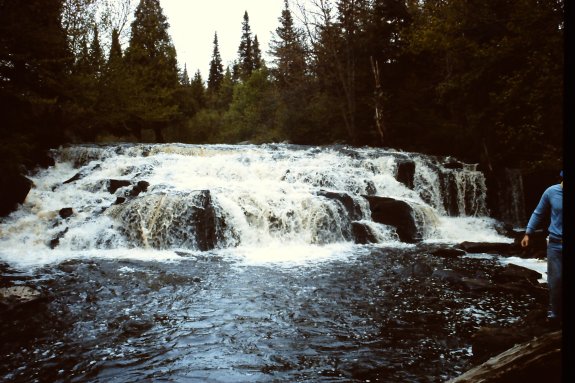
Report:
403,0,563,167
124,0,180,141
0,0,70,152
237,11,258,81
208,33,224,94
219,69,284,143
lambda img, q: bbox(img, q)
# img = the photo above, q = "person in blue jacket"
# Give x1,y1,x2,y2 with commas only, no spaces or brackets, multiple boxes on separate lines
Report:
521,170,563,323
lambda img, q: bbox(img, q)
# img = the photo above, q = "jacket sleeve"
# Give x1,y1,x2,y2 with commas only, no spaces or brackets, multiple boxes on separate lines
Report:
525,189,550,234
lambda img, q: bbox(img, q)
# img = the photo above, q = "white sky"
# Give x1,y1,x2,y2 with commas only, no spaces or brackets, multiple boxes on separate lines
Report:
161,0,286,78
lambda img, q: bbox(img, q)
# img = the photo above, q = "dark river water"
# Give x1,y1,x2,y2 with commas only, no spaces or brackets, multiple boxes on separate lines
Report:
1,245,542,383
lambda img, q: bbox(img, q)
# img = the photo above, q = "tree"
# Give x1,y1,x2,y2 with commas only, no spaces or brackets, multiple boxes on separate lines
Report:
270,0,307,88
0,0,70,183
237,11,255,80
180,64,191,86
96,27,132,137
207,32,224,95
221,68,283,143
124,0,180,141
252,35,263,70
88,25,105,77
403,0,563,169
269,0,314,143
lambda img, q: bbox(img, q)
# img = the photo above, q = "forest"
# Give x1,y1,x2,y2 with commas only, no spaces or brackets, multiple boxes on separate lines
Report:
0,0,564,195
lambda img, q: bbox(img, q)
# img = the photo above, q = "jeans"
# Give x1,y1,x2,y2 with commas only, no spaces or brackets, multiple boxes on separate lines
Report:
547,240,563,319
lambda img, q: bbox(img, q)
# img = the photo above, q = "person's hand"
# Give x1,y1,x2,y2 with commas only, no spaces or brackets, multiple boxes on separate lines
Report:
521,234,529,247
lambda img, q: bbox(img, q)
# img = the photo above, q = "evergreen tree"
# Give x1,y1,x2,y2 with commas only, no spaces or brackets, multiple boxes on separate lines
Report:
269,0,312,143
88,25,105,77
124,0,180,141
190,70,206,111
75,37,91,74
208,32,224,93
252,35,263,70
97,27,131,137
0,0,70,194
216,67,236,110
237,11,255,80
108,28,123,64
180,64,191,86
270,0,307,88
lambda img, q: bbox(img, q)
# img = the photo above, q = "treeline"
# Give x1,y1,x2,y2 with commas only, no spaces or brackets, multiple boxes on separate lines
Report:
0,0,563,181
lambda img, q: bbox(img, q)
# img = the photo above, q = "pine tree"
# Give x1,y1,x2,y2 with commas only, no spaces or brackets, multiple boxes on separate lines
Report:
124,0,180,141
180,64,190,86
88,25,105,77
190,70,206,110
237,11,254,80
96,28,131,137
252,35,262,70
208,32,224,93
108,28,123,64
270,0,307,88
0,0,70,190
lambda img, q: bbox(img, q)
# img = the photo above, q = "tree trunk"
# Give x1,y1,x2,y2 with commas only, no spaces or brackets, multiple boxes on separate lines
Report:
447,330,562,383
370,56,385,146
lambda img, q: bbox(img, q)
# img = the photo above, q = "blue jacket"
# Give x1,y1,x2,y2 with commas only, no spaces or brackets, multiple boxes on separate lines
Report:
526,184,563,240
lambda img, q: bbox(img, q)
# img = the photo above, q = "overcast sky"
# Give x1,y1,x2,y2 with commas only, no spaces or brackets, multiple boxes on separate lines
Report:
160,0,287,78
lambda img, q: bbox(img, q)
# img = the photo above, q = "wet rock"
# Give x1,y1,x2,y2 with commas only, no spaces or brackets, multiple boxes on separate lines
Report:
114,196,126,205
107,190,220,251
351,222,378,244
0,173,32,216
0,286,44,310
459,277,493,292
108,179,131,194
395,261,433,279
318,190,363,220
130,180,150,197
432,269,463,284
396,158,415,189
63,172,82,184
364,196,420,243
493,263,542,284
59,207,74,219
443,157,464,169
430,247,466,258
457,241,514,254
63,164,101,184
49,227,69,249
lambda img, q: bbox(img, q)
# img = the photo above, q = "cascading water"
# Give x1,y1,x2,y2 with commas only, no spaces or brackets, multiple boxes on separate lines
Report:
1,144,545,383
0,143,507,267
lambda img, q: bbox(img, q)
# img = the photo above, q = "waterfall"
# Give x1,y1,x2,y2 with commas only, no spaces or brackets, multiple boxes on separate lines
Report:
0,144,510,267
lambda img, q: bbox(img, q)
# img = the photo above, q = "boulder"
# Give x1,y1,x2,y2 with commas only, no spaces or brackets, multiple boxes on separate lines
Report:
108,179,132,194
493,263,542,284
107,190,221,251
59,207,74,219
0,173,32,216
363,196,421,243
0,286,44,310
317,190,362,220
457,241,514,254
396,158,415,189
430,247,466,258
351,222,378,244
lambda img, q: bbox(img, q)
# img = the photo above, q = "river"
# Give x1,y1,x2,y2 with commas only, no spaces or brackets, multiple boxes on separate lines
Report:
0,144,544,382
